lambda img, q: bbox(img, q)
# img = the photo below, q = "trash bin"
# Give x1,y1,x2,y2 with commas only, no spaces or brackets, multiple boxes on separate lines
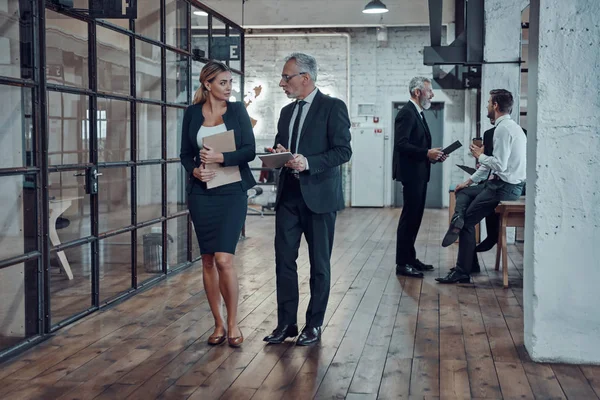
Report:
143,226,174,273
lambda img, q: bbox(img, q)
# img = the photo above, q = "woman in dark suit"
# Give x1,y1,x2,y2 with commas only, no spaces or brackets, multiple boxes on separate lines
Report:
180,61,256,347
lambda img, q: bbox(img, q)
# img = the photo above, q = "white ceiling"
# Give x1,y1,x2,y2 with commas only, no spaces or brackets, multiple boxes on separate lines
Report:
199,0,456,28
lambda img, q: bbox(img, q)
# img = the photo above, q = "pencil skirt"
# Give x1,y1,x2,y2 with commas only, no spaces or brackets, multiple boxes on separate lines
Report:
188,193,247,255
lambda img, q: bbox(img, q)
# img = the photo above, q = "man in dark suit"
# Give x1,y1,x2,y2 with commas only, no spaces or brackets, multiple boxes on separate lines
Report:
393,76,447,278
263,53,352,346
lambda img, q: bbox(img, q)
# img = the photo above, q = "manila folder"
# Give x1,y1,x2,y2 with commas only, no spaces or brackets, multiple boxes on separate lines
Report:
202,129,241,189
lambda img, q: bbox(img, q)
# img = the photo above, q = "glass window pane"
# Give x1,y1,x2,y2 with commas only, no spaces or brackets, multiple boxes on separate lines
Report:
137,103,162,160
0,175,37,260
137,164,162,223
166,107,184,159
97,26,130,96
137,223,165,281
99,232,132,302
167,162,186,215
228,28,242,71
48,92,89,167
166,0,189,50
210,18,236,66
46,9,89,88
167,216,188,268
191,60,205,100
136,39,162,100
0,261,39,352
50,243,92,325
0,0,34,79
98,98,131,163
49,170,91,244
190,9,208,59
136,0,160,41
166,50,188,104
98,167,132,233
0,85,33,169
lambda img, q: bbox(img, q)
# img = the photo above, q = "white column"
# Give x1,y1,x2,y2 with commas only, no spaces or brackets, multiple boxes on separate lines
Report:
480,0,528,131
524,0,600,364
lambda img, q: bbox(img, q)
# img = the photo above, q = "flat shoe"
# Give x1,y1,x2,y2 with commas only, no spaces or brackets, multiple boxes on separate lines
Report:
228,329,244,348
208,331,227,346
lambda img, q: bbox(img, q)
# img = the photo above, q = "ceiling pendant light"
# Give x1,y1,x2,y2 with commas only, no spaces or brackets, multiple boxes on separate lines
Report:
362,0,389,14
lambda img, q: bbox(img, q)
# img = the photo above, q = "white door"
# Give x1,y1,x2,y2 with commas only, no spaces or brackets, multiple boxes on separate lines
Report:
351,127,385,207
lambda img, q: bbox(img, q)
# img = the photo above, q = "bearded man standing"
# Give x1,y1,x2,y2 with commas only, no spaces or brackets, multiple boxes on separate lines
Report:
393,76,447,278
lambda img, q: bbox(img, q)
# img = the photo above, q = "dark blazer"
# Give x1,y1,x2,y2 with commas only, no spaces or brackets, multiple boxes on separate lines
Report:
274,90,352,214
392,101,432,184
180,101,256,194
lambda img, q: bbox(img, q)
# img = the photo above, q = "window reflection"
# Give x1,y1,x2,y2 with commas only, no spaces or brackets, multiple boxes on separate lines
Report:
98,167,132,233
97,26,130,96
45,9,89,88
136,40,161,100
137,164,162,223
166,0,189,50
97,98,131,163
0,0,34,79
48,92,89,166
0,85,33,169
99,232,132,302
137,103,162,160
166,50,188,104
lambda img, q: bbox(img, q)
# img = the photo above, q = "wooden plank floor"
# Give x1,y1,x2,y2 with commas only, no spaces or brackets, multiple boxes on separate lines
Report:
1,208,599,400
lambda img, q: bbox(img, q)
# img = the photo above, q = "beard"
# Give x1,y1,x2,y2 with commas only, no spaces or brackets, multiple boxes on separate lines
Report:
420,97,431,110
487,109,494,120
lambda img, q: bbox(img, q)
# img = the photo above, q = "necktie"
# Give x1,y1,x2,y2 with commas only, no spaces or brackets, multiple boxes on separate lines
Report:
290,100,306,154
420,111,430,133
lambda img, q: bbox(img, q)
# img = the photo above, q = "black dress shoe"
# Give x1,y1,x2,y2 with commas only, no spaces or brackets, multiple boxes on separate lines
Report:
442,215,464,247
475,238,497,252
296,326,321,346
396,264,424,278
413,259,434,271
263,324,299,344
436,269,471,284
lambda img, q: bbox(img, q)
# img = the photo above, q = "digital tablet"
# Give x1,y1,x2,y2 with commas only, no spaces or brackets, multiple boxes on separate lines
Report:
258,152,294,168
442,140,462,155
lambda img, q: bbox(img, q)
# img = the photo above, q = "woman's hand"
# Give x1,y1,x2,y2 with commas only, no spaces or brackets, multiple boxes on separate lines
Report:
193,164,216,182
200,145,224,164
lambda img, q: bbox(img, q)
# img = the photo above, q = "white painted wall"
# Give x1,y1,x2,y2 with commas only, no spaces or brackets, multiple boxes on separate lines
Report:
245,27,472,207
524,0,600,364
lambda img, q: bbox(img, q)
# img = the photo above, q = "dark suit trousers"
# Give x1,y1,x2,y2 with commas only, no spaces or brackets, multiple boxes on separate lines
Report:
454,180,524,274
396,180,428,265
275,172,336,328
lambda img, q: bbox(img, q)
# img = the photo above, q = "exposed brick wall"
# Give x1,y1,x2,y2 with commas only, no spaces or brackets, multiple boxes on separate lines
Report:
245,27,473,207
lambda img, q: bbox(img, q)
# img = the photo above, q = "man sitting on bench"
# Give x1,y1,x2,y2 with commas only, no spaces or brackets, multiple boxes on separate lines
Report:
437,89,527,284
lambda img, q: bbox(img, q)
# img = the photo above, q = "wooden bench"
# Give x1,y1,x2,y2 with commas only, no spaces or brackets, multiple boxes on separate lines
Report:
494,199,526,288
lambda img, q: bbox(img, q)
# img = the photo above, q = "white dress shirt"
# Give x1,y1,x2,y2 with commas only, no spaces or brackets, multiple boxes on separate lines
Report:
470,114,527,184
409,98,424,117
287,87,319,170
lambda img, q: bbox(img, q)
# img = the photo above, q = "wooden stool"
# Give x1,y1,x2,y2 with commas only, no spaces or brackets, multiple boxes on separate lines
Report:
494,199,526,288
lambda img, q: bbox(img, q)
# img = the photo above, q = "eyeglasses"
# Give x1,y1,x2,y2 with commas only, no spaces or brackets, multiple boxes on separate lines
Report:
281,72,307,82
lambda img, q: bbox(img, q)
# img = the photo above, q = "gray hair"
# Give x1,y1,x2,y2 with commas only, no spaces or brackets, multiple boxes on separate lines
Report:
285,52,318,82
409,76,432,96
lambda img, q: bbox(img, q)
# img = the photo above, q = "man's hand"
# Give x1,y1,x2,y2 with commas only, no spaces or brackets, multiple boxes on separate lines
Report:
272,144,288,154
193,164,216,182
438,153,448,163
427,148,443,162
285,154,307,172
455,179,473,192
469,143,484,160
200,145,224,164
